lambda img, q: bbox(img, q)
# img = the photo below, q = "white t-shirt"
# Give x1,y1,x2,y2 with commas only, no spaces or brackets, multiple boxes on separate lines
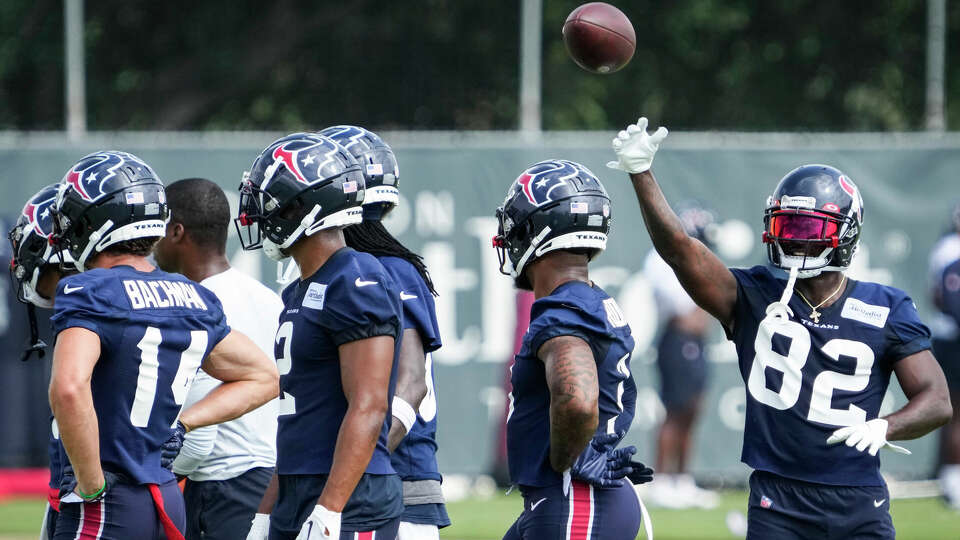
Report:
172,268,283,481
643,250,698,323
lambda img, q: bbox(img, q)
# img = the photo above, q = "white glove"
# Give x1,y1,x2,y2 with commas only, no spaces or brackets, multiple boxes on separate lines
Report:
246,513,270,540
826,418,911,456
606,117,669,174
297,504,341,540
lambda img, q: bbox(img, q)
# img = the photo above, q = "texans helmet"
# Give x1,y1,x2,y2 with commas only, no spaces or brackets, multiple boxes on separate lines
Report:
318,125,399,220
493,159,611,289
52,151,169,271
9,184,75,308
235,132,365,260
763,164,864,278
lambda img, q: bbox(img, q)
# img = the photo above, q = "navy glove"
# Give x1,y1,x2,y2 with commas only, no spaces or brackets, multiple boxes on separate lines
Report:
570,433,634,489
161,421,187,471
626,459,655,485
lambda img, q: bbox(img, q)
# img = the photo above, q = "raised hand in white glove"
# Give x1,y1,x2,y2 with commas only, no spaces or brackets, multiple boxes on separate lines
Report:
606,117,669,174
826,418,911,456
297,504,341,540
246,513,270,540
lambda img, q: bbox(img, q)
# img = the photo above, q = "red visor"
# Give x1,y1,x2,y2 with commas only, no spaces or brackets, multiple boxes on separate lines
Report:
768,211,839,241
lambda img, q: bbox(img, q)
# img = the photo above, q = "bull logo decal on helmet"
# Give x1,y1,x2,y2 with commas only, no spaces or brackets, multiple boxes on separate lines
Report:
63,152,126,202
268,140,337,186
515,161,579,206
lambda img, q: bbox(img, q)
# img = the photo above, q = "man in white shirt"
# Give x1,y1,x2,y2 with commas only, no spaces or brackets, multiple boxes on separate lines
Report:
154,177,283,539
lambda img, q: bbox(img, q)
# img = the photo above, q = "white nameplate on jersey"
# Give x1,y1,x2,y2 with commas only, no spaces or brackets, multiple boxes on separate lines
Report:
840,298,890,328
303,282,327,310
603,298,628,328
123,279,208,310
780,195,817,208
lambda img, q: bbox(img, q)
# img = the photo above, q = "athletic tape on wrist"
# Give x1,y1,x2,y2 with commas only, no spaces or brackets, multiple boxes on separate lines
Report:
392,396,417,433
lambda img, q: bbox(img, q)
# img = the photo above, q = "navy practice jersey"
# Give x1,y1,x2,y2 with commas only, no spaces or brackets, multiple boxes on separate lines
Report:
507,281,637,488
729,266,931,486
50,266,230,485
378,256,444,483
276,248,402,475
941,259,960,328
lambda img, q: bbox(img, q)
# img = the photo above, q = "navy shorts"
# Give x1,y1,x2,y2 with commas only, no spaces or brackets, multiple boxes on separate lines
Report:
183,466,273,540
53,478,185,540
502,479,641,540
401,502,451,528
656,327,709,410
933,338,960,393
747,470,894,540
269,473,403,540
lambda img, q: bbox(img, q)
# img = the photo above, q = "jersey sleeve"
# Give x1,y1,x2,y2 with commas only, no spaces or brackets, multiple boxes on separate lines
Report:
195,285,231,346
50,275,115,336
884,294,932,364
392,260,442,353
527,302,595,360
318,271,402,347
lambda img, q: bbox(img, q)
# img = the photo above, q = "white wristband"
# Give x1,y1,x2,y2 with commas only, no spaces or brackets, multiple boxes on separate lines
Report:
392,396,417,433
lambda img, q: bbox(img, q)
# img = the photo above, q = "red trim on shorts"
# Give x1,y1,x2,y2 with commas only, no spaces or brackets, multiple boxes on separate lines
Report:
566,480,594,540
148,484,185,540
75,500,104,539
356,531,374,540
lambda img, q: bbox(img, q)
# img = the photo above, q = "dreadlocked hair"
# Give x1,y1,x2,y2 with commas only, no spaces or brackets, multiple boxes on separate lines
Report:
343,220,437,296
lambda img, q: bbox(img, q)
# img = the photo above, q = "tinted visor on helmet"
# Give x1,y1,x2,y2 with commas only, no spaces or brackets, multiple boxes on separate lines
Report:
765,209,842,250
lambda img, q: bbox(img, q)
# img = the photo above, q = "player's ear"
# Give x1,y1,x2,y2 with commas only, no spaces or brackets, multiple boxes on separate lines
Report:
168,222,185,243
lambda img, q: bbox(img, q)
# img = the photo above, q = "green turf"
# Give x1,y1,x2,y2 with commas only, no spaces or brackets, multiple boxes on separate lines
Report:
1,493,957,539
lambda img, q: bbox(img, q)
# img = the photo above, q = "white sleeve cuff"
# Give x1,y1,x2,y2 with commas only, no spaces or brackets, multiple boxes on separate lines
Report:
172,424,218,476
392,396,417,434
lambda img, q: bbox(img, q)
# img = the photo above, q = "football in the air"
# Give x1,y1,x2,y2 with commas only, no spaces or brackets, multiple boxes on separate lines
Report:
562,2,636,74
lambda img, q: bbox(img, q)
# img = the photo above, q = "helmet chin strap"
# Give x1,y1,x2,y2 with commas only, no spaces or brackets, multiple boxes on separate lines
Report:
765,266,799,320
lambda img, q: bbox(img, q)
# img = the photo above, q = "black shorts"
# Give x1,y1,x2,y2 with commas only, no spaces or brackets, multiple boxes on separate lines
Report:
747,470,894,540
656,327,709,410
183,466,273,540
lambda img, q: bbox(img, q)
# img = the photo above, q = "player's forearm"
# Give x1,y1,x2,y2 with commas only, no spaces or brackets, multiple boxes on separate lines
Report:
387,357,428,452
628,171,696,265
549,402,598,473
318,403,386,511
257,472,280,513
179,378,275,430
49,383,103,493
884,388,952,441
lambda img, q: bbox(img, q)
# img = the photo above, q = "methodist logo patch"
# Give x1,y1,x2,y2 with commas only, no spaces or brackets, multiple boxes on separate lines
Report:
840,298,890,328
302,282,328,310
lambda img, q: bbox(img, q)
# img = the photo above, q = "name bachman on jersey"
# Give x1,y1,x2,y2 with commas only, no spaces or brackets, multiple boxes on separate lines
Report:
122,279,209,311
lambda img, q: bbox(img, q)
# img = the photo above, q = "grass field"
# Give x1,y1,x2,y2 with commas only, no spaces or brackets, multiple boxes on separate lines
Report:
2,492,958,539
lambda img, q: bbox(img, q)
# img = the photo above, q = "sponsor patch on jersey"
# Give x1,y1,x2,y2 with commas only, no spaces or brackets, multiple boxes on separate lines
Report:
780,195,816,209
840,297,890,328
302,282,327,310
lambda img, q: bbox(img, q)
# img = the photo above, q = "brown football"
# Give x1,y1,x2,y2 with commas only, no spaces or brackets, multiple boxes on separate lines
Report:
562,2,636,74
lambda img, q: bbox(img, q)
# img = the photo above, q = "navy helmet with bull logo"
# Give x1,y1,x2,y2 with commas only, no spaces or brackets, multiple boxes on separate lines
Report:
234,132,366,261
493,159,612,290
51,151,169,271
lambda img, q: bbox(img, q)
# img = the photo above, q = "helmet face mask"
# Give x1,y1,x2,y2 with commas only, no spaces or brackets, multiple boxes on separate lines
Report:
493,159,611,290
762,164,863,278
234,133,366,258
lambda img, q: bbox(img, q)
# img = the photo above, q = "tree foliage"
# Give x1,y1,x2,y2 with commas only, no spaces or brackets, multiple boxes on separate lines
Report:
0,1,954,131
